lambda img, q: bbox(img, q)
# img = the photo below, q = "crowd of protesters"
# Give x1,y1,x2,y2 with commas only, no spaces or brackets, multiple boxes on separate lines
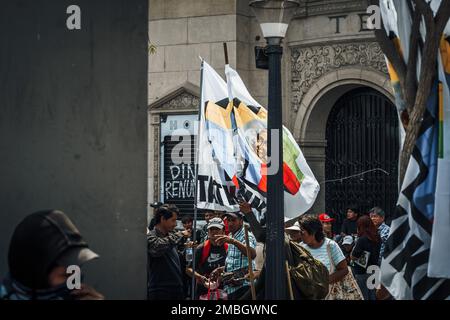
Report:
0,202,390,301
146,201,391,301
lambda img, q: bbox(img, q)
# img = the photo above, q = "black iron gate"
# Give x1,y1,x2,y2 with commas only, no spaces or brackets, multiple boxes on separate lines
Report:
325,87,399,233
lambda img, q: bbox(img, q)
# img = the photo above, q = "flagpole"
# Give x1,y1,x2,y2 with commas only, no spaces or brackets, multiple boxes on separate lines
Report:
223,42,229,65
190,58,204,300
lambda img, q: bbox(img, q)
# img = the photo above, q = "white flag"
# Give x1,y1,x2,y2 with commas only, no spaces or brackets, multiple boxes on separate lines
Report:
196,61,240,212
225,64,319,220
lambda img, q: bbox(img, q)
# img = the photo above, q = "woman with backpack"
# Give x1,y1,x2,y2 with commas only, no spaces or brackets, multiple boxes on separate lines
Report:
298,215,349,284
299,214,364,300
239,203,329,300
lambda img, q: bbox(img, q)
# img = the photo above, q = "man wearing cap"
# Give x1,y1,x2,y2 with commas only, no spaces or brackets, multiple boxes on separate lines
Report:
199,210,220,242
285,221,303,243
318,213,335,239
186,217,227,298
340,235,355,264
150,201,163,210
369,207,390,265
0,210,102,300
211,212,257,300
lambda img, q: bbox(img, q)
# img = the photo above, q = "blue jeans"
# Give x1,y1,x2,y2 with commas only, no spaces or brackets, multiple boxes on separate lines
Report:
354,273,376,300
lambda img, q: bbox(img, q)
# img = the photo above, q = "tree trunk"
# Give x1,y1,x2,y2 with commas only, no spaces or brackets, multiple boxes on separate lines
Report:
370,0,450,186
398,23,441,184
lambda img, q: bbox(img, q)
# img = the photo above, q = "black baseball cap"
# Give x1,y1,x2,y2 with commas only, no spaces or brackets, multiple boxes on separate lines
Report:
150,201,163,208
223,211,244,219
8,210,98,289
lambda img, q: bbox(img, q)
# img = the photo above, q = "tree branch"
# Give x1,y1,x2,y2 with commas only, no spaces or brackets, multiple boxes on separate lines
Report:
398,0,442,183
435,0,450,35
404,7,421,115
413,0,435,32
372,13,407,89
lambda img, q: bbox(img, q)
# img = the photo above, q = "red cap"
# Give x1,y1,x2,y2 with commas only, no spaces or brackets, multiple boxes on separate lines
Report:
319,213,334,222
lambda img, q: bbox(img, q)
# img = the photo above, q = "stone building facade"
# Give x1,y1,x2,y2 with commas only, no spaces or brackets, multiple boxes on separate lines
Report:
148,0,397,222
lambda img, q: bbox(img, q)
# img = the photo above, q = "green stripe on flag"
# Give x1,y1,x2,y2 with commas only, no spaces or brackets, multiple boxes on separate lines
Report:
282,128,305,182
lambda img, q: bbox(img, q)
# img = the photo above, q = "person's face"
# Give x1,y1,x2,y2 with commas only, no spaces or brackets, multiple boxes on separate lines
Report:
182,220,193,231
161,212,178,232
208,227,224,245
48,266,68,288
300,228,315,246
370,213,384,228
204,212,217,223
227,216,242,234
347,209,357,220
255,130,268,163
286,230,302,242
205,211,213,223
322,221,332,234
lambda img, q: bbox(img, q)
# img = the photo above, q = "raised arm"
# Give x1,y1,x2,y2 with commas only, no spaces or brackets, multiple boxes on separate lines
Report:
239,202,266,243
147,230,187,257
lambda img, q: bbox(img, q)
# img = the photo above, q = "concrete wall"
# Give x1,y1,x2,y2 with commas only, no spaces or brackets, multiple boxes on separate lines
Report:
148,0,267,106
0,0,148,299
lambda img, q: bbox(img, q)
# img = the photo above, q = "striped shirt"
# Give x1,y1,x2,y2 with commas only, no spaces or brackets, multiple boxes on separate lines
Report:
301,238,346,272
224,226,256,295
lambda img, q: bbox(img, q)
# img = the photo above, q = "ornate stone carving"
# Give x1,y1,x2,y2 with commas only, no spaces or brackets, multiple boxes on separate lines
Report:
291,41,388,112
158,92,199,111
296,0,367,18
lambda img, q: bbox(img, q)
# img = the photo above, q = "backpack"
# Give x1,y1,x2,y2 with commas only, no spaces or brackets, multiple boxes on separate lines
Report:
285,240,330,300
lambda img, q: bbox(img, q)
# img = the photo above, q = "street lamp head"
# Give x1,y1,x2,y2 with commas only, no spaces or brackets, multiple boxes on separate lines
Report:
249,0,299,41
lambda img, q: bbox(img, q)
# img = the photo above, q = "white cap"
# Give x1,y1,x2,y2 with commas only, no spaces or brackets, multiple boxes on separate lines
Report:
207,217,225,230
342,235,354,245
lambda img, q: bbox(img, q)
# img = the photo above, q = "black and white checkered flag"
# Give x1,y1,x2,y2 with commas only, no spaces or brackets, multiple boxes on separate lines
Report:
380,81,450,300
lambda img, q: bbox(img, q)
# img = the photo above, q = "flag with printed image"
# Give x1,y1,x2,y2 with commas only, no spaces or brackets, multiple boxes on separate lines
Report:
225,65,319,220
196,61,240,212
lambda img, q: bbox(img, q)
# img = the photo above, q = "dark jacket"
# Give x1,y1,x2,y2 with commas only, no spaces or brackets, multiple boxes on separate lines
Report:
244,211,266,243
341,218,358,236
147,228,184,296
351,235,381,274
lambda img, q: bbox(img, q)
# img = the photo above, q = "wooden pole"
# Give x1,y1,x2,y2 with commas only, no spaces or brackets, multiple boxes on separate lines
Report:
190,59,204,300
285,260,294,300
244,224,257,300
223,42,229,65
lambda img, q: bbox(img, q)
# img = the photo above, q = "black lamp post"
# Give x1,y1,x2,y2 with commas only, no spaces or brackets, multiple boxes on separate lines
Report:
249,0,299,300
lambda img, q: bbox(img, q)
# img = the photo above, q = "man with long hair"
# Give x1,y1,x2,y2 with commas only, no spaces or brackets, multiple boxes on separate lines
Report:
147,204,191,300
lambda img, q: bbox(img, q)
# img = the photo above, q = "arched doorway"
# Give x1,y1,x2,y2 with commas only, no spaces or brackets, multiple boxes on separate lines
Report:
325,87,399,232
